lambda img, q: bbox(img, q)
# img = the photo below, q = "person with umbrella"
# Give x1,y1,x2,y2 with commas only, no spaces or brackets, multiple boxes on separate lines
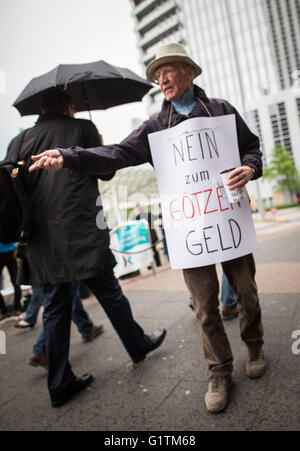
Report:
30,43,266,414
5,86,166,408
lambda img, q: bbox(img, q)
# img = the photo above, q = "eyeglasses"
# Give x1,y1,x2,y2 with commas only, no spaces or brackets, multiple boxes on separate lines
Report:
154,66,177,84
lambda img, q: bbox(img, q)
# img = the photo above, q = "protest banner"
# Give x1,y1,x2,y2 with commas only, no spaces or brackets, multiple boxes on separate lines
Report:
110,220,154,278
148,114,258,269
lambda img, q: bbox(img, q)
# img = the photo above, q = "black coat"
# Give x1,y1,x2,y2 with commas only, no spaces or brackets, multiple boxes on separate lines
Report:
60,85,262,179
6,113,115,285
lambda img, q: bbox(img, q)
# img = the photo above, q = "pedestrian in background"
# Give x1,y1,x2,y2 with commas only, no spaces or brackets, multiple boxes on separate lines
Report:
0,242,21,318
158,204,169,260
220,273,239,320
134,203,162,267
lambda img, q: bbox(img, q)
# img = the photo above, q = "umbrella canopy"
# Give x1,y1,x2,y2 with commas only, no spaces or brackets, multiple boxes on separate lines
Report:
13,60,153,116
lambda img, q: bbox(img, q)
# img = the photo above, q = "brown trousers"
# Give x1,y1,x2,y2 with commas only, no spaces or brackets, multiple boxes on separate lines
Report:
183,254,264,377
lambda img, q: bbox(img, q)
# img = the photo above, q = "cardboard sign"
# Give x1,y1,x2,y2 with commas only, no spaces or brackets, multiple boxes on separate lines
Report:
148,115,258,269
110,220,154,277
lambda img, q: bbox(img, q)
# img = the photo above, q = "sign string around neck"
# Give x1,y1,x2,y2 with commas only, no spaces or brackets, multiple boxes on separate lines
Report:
168,96,213,129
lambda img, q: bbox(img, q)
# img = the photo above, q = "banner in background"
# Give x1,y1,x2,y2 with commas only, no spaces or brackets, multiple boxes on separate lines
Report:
110,220,153,278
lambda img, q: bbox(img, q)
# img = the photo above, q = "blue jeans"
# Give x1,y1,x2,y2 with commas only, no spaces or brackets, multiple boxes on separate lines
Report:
0,251,21,313
25,286,43,325
220,273,237,309
32,281,93,356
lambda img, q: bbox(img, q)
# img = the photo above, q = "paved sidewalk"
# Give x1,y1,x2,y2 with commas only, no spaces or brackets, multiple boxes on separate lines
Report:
0,214,299,431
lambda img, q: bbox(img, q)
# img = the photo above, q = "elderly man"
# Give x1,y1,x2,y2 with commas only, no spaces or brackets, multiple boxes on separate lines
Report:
30,43,266,413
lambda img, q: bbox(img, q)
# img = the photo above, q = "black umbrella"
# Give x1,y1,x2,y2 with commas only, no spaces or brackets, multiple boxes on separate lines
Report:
13,60,153,117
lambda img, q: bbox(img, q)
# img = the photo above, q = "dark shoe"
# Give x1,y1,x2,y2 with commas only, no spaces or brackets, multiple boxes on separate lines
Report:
133,328,167,363
82,324,104,343
27,353,48,369
12,310,21,317
189,302,195,311
51,373,94,408
15,320,35,329
221,305,239,320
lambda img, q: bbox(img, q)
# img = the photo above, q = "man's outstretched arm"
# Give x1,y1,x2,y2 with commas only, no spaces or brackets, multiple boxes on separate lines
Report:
29,119,154,175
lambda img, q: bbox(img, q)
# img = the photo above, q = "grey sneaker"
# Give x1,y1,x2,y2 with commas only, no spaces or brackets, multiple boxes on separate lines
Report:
246,349,266,378
205,375,232,413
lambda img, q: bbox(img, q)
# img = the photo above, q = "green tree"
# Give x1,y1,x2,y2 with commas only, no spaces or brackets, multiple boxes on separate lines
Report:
263,143,300,202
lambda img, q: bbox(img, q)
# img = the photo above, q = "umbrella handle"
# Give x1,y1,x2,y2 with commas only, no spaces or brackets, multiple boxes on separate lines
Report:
81,82,92,121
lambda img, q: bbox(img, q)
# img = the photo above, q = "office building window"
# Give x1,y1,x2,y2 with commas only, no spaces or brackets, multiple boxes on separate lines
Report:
247,109,267,167
268,102,293,158
297,97,300,122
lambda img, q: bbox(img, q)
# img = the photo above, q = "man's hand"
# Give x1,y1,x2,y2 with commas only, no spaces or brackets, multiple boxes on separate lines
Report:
29,149,64,172
227,166,254,191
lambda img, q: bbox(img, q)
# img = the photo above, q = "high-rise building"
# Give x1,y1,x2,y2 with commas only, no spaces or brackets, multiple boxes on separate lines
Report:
130,0,300,205
264,0,300,90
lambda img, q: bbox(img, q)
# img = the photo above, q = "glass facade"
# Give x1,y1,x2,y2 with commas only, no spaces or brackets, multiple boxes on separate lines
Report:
131,0,299,109
247,109,267,167
181,0,278,110
297,97,300,122
265,0,300,89
268,102,293,157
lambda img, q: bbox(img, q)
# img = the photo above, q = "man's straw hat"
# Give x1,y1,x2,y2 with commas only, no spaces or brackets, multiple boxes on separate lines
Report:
146,42,202,82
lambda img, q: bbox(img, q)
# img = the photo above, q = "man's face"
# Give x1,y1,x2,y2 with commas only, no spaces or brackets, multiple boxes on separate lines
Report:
155,63,194,102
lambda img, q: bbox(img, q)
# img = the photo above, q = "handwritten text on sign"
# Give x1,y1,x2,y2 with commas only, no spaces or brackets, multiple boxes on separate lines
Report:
148,115,258,269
